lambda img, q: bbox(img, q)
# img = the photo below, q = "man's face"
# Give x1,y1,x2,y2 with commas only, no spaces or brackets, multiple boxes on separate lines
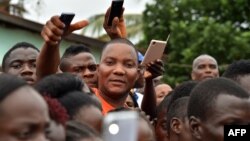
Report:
195,95,250,141
155,110,169,141
98,43,139,100
64,52,98,88
4,48,39,85
191,57,219,81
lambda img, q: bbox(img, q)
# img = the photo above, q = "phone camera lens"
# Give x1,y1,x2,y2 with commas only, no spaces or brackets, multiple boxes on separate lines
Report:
109,123,119,135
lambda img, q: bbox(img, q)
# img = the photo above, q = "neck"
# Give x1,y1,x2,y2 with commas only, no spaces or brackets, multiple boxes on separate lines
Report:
99,90,128,107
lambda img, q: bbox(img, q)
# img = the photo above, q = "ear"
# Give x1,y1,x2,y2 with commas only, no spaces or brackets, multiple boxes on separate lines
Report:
170,117,182,134
191,71,196,80
189,116,202,140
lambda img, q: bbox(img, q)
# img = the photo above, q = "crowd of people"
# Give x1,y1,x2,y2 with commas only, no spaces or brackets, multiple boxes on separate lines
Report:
0,5,250,141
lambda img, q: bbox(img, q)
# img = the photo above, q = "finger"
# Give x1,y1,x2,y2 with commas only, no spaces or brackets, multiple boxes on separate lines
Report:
111,17,119,29
68,20,89,33
104,7,111,26
47,20,64,36
43,26,62,42
51,15,65,29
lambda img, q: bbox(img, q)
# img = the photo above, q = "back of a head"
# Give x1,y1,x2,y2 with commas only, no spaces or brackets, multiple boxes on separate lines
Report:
59,91,102,119
157,91,173,115
2,42,39,72
0,74,27,102
166,97,189,133
222,59,250,82
35,73,84,98
187,77,249,121
66,120,99,141
167,80,198,111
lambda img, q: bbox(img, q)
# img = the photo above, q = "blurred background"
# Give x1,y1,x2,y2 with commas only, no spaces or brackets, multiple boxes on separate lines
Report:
1,0,250,86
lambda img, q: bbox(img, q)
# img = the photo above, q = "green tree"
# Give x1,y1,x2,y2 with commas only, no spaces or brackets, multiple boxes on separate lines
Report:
142,0,250,86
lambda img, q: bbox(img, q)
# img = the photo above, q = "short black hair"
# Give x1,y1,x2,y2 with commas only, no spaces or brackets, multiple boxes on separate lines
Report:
2,42,39,72
187,77,249,121
166,97,189,133
100,38,138,61
167,80,198,112
35,73,84,98
66,120,99,141
60,44,92,71
222,59,250,82
61,44,91,59
0,74,27,103
59,91,102,119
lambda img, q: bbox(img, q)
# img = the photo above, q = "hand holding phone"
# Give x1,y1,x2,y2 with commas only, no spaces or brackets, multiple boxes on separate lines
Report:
108,0,124,26
59,13,75,33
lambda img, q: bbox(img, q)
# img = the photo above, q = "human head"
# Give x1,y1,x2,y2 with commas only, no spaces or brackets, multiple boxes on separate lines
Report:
59,91,103,133
35,73,88,96
155,83,172,106
0,74,50,141
98,38,139,102
191,54,219,81
187,78,250,141
168,80,198,110
155,93,173,141
166,97,191,141
2,42,40,85
222,59,250,94
66,121,102,141
125,92,139,109
60,44,98,88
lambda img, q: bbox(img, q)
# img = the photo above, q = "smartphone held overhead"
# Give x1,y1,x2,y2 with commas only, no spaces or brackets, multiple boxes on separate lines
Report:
59,13,75,32
108,0,124,26
141,34,170,66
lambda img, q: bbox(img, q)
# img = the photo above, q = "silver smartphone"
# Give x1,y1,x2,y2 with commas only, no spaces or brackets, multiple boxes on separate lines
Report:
102,111,138,141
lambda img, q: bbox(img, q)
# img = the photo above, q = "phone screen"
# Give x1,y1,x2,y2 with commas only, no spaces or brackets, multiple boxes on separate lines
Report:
108,0,124,26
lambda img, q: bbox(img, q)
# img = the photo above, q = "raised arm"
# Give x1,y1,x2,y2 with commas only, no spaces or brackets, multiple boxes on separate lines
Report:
141,59,164,120
36,15,89,81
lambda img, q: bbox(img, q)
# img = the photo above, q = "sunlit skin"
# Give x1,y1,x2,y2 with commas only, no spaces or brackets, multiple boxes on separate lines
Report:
190,95,250,141
62,52,98,88
191,55,219,81
0,86,50,141
4,48,39,85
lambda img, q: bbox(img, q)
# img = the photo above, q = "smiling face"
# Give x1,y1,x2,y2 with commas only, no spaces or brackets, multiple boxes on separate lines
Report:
4,48,39,85
191,56,219,81
0,86,50,141
97,42,139,100
191,94,250,141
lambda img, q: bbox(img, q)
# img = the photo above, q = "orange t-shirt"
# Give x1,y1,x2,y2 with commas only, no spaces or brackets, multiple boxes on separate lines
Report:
92,88,116,115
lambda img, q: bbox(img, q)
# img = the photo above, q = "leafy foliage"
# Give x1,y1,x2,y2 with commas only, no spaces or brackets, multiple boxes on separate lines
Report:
142,0,250,86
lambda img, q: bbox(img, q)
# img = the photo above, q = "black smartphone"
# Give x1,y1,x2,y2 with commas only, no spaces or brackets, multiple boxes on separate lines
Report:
59,13,75,32
107,0,124,26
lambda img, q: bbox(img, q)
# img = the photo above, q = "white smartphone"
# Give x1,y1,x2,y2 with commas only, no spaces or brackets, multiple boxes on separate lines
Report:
141,35,170,66
102,111,138,141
